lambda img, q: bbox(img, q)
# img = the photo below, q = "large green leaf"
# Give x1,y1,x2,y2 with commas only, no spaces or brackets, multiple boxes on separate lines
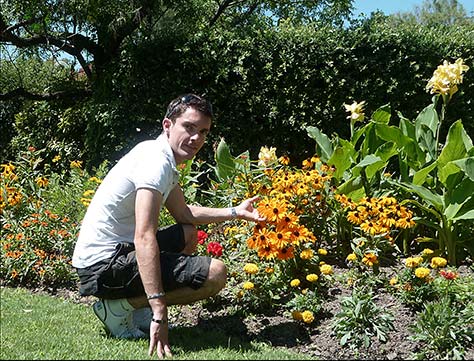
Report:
414,104,438,161
375,123,425,167
354,154,384,180
398,114,416,140
445,178,474,221
306,126,333,162
438,120,472,169
396,181,443,211
413,161,437,185
415,103,438,139
371,104,391,124
451,196,474,221
451,157,474,182
337,176,366,201
214,138,235,181
328,139,356,180
365,142,397,179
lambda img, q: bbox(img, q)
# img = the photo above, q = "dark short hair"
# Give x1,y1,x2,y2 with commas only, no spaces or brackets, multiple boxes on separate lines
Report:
165,93,213,121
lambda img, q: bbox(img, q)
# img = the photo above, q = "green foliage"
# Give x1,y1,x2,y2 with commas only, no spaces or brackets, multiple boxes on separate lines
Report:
3,7,473,169
409,297,474,360
332,286,395,350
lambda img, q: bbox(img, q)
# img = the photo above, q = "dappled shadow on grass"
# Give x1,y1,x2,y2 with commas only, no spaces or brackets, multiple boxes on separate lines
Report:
169,313,311,353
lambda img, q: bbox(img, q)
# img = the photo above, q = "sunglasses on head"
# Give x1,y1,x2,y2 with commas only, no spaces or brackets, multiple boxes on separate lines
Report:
165,94,213,119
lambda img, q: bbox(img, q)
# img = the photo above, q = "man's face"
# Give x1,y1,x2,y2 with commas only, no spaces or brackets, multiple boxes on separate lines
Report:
163,107,211,164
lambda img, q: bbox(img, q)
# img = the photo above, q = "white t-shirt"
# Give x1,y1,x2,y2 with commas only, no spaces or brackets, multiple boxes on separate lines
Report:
72,134,179,268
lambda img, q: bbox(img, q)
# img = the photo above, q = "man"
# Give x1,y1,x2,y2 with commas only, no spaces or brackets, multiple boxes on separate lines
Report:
72,93,264,358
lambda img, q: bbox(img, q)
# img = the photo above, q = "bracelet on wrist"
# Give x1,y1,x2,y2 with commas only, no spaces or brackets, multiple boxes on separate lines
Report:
147,292,166,300
230,207,237,219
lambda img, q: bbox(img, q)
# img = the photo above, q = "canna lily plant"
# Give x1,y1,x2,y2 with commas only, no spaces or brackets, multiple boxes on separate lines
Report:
307,58,473,265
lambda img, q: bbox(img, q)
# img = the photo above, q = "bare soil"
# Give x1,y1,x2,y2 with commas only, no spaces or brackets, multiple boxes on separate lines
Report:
46,263,474,360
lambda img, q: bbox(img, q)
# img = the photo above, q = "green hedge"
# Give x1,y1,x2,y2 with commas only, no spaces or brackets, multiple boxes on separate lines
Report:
5,14,474,169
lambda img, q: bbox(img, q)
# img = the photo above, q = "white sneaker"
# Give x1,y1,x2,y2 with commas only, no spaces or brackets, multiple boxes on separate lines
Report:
93,299,147,339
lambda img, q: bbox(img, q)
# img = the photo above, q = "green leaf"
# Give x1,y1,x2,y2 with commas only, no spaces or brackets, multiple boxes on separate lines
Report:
375,124,425,167
340,332,351,346
448,179,474,221
438,121,471,170
328,139,356,180
396,181,443,210
306,126,334,162
371,104,391,124
365,142,397,179
438,162,464,189
398,114,416,139
337,176,366,201
355,154,382,168
415,103,438,138
413,161,437,185
451,157,474,182
414,104,438,160
214,138,235,181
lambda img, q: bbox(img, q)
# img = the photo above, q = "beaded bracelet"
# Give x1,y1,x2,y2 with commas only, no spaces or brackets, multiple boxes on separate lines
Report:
147,292,166,300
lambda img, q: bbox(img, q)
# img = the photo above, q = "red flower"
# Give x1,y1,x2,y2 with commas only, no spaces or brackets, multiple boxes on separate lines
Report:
197,230,208,245
439,270,458,280
206,241,223,257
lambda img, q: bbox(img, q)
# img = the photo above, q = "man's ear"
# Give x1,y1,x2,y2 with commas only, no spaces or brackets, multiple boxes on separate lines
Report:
162,118,172,135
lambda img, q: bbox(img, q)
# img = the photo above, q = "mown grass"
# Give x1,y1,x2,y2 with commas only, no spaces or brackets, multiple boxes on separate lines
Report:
0,287,311,360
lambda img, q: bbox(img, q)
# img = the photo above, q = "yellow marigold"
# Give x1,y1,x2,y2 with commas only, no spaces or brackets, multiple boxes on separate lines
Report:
405,256,423,268
242,281,254,290
320,264,333,275
306,273,318,283
300,249,314,260
422,248,434,255
346,253,357,262
317,248,328,256
301,310,315,324
292,311,303,321
290,279,301,287
430,257,447,269
52,155,61,163
389,277,398,286
265,267,274,274
81,198,92,207
89,176,102,184
243,263,259,275
83,189,95,197
414,267,431,279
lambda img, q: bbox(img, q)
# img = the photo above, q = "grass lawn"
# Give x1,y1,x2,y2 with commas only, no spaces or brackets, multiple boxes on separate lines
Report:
0,287,311,360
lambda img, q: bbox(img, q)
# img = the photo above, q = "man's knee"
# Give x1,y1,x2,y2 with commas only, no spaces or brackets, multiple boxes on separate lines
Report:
207,259,227,293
